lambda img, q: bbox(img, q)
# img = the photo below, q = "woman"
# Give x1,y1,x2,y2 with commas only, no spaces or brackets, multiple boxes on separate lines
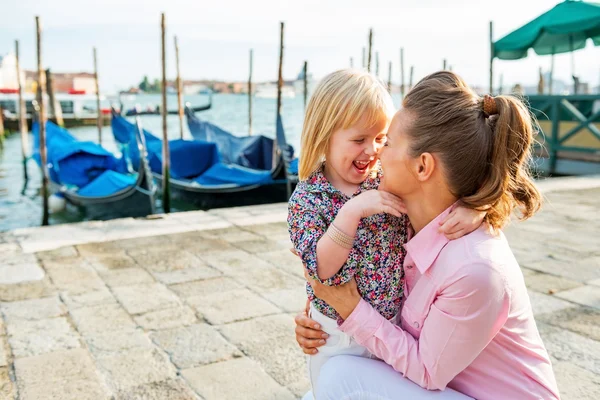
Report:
294,71,560,399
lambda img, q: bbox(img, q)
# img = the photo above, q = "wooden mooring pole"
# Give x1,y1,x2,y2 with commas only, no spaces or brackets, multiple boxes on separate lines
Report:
443,59,447,70
400,47,405,98
375,51,380,77
174,36,184,140
248,48,253,135
409,65,414,91
93,47,102,144
45,69,64,127
367,29,373,73
161,13,171,213
0,107,4,149
273,21,284,171
36,16,49,226
303,61,308,110
16,40,28,181
387,61,392,93
362,47,366,69
489,21,494,94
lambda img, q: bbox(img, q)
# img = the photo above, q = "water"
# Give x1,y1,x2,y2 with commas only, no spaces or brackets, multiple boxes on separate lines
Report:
0,93,309,232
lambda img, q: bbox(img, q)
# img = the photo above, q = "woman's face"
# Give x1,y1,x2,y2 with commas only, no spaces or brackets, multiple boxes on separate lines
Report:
379,109,420,197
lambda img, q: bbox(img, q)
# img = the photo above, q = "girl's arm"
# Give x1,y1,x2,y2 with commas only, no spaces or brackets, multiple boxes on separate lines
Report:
439,206,487,240
315,190,405,280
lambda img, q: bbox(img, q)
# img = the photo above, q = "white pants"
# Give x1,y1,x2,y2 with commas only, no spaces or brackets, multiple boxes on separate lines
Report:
308,303,371,399
303,355,473,400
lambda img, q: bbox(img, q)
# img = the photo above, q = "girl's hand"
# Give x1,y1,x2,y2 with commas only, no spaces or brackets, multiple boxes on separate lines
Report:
294,309,329,355
439,206,487,240
345,190,407,220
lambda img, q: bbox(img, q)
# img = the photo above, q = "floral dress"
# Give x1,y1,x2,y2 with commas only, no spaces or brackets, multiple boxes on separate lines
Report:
288,164,408,322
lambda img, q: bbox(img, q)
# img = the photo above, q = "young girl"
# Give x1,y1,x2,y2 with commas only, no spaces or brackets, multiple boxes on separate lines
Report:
287,69,484,397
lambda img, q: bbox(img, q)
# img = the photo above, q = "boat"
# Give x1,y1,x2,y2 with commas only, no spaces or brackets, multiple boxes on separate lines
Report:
123,95,213,116
32,119,156,220
254,83,296,99
1,92,111,130
111,110,297,209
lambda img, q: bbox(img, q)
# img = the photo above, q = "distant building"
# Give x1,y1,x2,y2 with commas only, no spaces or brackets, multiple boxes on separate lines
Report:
23,71,96,94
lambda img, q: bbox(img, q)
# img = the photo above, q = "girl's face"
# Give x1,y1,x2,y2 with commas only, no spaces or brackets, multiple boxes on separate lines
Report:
324,116,388,190
379,110,419,197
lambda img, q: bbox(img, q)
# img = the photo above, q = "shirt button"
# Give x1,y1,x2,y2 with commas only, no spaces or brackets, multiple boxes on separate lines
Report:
413,321,420,329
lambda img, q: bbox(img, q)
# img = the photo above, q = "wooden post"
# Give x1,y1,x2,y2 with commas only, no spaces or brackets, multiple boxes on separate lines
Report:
537,66,544,95
387,61,392,93
409,65,414,90
161,13,170,213
400,48,405,98
36,16,49,226
549,52,555,94
443,59,447,70
350,57,353,68
15,40,28,181
248,49,253,135
45,69,64,127
273,21,284,171
367,29,373,73
362,47,366,69
93,47,102,144
303,60,308,110
499,73,504,95
375,51,380,77
489,21,494,94
174,36,184,140
0,107,4,148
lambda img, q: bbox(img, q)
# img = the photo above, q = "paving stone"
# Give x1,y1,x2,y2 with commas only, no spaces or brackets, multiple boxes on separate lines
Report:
539,324,600,375
150,324,241,369
555,285,600,310
528,290,574,316
0,277,55,302
589,279,600,287
169,277,243,298
187,288,280,325
42,257,91,271
62,288,117,310
151,264,222,285
553,361,600,400
114,378,200,400
134,306,198,331
77,241,125,256
0,367,14,399
233,239,288,254
538,305,600,343
524,273,583,294
0,262,45,285
99,267,155,288
131,250,204,273
85,329,153,357
262,287,307,313
257,249,305,279
36,246,79,261
7,317,82,358
0,337,8,367
219,314,307,390
167,231,235,253
235,266,305,295
14,348,97,383
198,227,264,243
113,283,180,315
243,222,289,238
117,235,177,251
199,250,273,276
87,253,138,271
95,347,177,393
1,295,66,322
524,255,600,283
70,303,137,336
46,264,106,295
181,357,296,400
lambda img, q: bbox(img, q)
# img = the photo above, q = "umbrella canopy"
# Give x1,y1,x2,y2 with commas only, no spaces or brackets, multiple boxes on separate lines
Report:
493,0,600,60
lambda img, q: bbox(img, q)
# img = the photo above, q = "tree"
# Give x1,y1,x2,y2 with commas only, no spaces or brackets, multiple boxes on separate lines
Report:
139,76,150,92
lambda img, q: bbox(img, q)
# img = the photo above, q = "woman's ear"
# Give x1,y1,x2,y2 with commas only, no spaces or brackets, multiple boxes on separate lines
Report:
416,152,435,182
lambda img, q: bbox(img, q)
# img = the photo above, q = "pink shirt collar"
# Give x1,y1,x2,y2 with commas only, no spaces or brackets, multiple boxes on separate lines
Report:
404,203,457,275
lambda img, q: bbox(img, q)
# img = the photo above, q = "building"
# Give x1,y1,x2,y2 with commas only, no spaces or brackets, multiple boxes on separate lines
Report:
0,53,24,91
23,71,96,94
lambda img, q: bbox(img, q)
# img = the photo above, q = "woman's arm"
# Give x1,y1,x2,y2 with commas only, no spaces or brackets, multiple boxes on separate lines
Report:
308,265,510,391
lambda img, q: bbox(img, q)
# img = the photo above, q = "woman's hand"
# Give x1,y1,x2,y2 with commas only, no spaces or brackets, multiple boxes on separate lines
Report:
439,206,487,240
305,270,362,320
295,306,329,355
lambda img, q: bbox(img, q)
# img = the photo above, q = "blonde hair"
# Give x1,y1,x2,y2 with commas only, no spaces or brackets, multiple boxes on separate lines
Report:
403,71,541,230
298,69,395,180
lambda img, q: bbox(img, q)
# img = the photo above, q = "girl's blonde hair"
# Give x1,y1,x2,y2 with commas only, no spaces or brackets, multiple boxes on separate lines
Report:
298,69,395,180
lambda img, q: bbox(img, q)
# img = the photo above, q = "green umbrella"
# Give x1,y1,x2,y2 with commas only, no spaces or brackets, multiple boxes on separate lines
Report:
494,0,600,60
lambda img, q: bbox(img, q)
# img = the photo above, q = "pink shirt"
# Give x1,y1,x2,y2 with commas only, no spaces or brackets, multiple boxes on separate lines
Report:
340,205,560,400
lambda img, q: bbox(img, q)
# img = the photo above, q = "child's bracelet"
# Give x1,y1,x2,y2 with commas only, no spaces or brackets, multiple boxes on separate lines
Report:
327,224,355,249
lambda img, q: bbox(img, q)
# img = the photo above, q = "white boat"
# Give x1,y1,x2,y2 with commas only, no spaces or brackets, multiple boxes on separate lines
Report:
255,83,296,99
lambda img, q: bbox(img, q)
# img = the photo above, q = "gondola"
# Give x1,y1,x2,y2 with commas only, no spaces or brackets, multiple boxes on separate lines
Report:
111,110,297,209
123,95,213,116
32,119,156,220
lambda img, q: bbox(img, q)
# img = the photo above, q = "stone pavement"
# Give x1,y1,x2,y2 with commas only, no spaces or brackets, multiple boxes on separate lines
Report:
0,176,599,399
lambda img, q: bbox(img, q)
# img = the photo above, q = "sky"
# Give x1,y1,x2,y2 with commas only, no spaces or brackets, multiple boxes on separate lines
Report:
1,0,599,93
